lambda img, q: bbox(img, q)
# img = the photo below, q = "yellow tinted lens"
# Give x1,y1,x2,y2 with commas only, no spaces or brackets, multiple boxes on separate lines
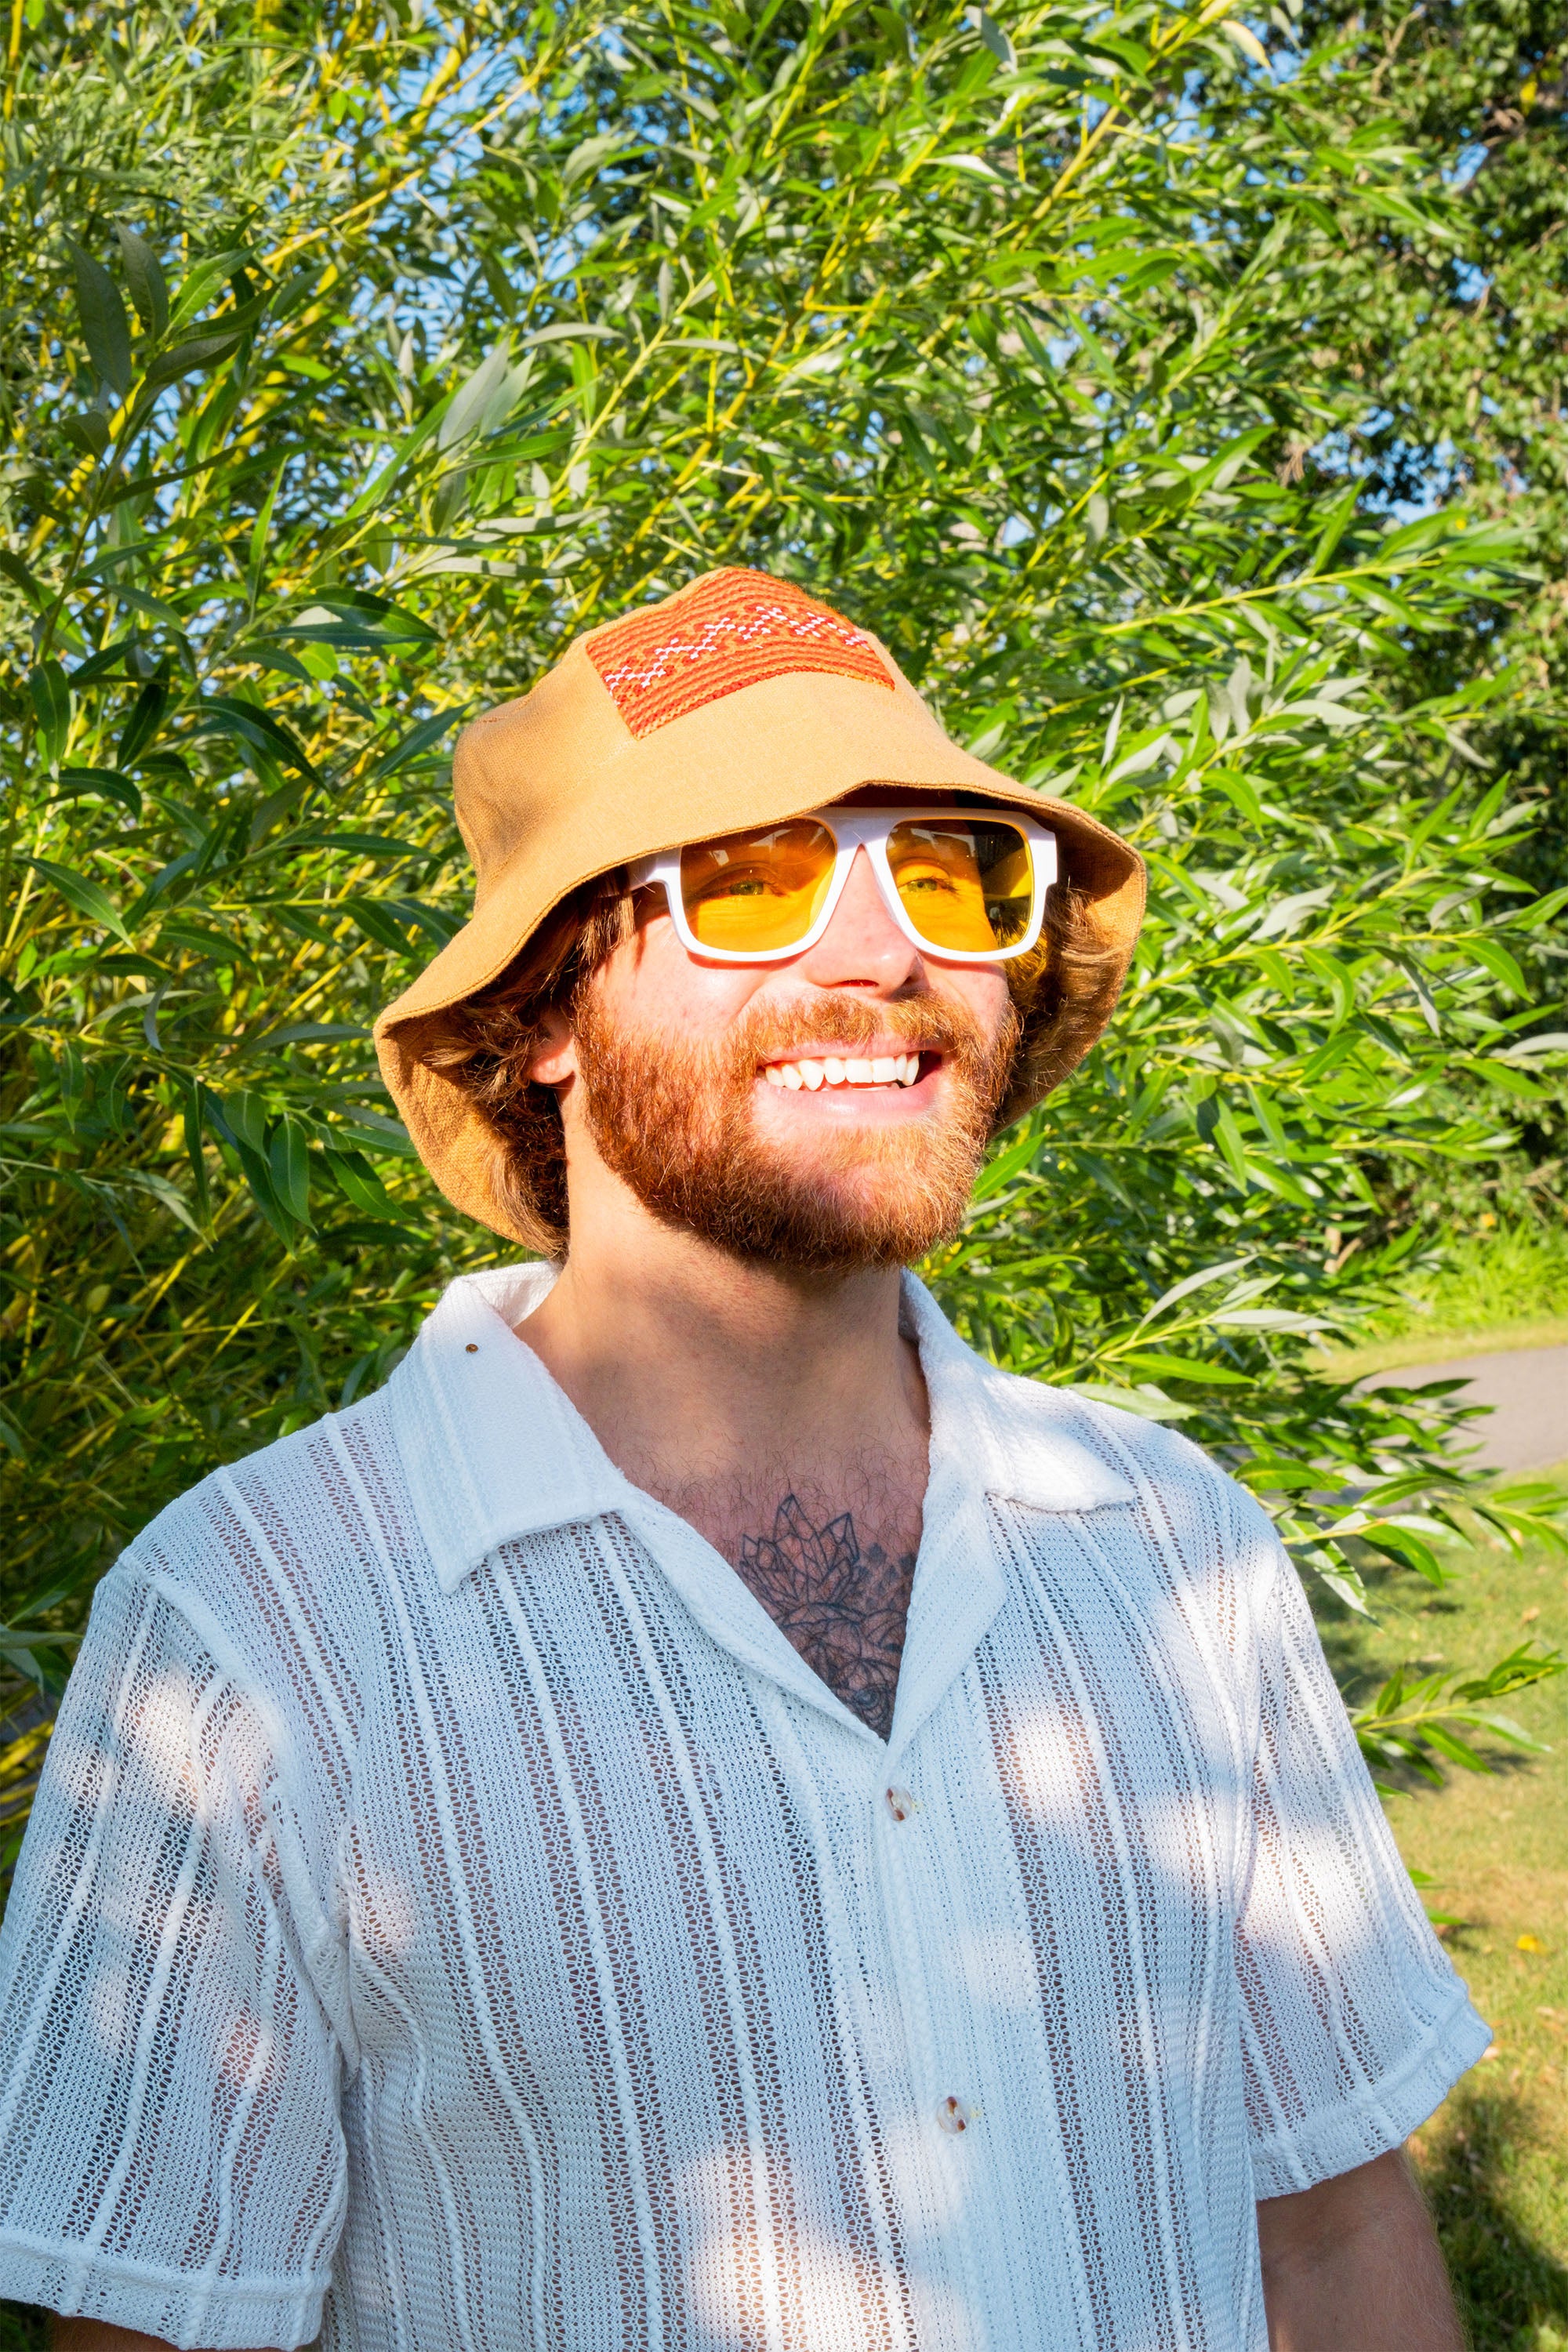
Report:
680,821,837,953
887,820,1034,951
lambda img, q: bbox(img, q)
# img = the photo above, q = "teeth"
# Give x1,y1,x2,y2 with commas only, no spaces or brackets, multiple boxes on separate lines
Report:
764,1053,927,1091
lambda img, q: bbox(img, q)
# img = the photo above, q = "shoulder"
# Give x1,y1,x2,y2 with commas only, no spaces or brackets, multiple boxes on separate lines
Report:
960,1342,1242,1516
131,1390,393,1588
122,1387,416,1755
950,1338,1283,1588
967,1362,1291,1702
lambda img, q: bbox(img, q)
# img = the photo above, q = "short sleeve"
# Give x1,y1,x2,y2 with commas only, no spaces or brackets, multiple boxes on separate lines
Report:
1232,1506,1490,2198
0,1565,347,2349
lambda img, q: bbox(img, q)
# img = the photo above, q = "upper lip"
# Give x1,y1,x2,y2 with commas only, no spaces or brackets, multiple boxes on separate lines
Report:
759,1044,937,1065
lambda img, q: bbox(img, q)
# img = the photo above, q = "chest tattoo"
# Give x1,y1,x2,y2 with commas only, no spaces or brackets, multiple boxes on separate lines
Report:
731,1494,916,1742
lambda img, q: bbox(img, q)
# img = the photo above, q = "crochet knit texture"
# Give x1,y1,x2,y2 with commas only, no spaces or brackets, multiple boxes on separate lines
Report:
0,1266,1486,2352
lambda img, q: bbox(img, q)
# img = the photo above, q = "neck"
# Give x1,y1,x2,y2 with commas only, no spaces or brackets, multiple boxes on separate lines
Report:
514,1156,927,1499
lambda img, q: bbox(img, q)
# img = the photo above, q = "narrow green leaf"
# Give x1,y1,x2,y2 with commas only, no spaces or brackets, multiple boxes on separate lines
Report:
27,660,70,769
248,459,288,597
439,341,515,452
966,5,1017,69
1114,1352,1252,1385
342,896,416,953
325,1147,403,1221
269,1118,312,1227
970,1126,1040,1201
1469,937,1527,998
218,1089,270,1156
68,244,132,400
116,225,169,341
365,705,467,786
56,765,142,818
117,681,169,768
24,857,131,944
0,547,45,607
142,329,245,391
194,694,318,780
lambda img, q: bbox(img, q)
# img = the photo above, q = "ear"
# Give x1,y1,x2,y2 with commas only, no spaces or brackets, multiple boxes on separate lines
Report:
528,1006,578,1088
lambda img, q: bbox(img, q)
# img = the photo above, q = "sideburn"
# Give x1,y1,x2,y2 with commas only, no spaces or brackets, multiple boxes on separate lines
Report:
570,987,1020,1275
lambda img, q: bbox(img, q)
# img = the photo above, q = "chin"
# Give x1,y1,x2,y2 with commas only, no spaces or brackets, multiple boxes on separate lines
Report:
684,1123,978,1275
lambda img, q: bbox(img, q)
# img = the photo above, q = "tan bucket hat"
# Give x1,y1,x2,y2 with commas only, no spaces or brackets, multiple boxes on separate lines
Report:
376,567,1145,1242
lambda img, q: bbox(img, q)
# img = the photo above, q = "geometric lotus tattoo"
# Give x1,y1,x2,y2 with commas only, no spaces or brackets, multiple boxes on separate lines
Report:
735,1494,916,1742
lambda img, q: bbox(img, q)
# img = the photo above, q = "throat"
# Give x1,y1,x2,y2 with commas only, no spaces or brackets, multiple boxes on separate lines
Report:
721,1488,921,1742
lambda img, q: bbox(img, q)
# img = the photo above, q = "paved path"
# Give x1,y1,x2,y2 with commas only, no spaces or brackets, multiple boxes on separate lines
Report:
1366,1345,1568,1475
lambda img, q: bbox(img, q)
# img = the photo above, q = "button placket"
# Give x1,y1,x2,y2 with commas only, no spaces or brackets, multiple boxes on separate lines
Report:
875,1765,982,2147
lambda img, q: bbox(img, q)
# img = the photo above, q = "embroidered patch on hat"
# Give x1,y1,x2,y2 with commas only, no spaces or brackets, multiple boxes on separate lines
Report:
586,568,894,739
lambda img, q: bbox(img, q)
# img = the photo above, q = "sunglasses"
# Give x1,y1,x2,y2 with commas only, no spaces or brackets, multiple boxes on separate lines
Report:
629,804,1058,966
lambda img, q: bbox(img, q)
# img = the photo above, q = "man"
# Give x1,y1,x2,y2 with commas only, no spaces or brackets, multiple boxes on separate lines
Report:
0,568,1483,2352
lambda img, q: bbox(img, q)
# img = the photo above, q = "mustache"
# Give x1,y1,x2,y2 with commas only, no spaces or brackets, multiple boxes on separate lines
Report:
724,991,992,1064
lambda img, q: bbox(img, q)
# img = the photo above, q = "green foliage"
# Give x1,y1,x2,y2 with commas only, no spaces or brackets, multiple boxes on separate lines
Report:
1351,1640,1567,1788
1258,0,1568,1225
1,0,1566,1808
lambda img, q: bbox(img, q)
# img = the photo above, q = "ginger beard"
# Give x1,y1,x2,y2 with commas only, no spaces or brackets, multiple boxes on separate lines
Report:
569,982,1020,1273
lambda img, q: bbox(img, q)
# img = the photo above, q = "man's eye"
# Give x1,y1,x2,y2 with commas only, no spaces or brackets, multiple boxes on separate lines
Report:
694,868,795,903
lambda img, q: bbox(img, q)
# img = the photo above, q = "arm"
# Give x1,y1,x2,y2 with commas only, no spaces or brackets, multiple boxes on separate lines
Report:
1257,2147,1462,2352
0,1572,343,2352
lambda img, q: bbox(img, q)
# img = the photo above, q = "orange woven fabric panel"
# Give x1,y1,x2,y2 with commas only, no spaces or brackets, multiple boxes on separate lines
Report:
586,569,893,738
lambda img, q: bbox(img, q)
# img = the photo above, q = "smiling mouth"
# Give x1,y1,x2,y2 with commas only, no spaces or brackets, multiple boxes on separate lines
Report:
761,1053,927,1091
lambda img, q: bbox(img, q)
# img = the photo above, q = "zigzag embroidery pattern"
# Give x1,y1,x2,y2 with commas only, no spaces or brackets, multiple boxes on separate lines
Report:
586,568,894,739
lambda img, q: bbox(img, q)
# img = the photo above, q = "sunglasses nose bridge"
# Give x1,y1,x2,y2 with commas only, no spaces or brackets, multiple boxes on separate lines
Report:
853,834,920,942
799,837,931,978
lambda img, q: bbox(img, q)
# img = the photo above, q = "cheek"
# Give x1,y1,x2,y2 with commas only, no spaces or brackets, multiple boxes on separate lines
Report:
601,911,769,1044
945,967,1013,1044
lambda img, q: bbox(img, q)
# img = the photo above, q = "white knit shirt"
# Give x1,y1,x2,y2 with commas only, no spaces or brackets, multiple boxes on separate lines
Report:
0,1263,1486,2352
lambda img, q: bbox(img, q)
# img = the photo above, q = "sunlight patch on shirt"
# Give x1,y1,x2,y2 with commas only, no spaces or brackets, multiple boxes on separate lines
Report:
127,1671,201,1807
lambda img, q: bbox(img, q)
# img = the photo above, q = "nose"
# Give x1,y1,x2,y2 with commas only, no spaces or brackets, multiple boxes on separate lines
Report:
798,846,924,993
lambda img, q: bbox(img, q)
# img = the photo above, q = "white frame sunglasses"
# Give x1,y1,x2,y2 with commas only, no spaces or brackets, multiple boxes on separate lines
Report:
628,803,1058,966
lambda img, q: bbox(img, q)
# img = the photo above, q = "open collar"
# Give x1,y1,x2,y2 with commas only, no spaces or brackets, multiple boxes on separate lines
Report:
896,1275,1138,1517
381,1261,1135,1755
382,1261,629,1595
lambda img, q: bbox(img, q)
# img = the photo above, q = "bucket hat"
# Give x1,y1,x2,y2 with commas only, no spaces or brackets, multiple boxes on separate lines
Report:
375,566,1145,1244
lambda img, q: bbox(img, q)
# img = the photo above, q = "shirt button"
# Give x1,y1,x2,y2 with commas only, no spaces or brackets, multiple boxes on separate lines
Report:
936,2096,974,2135
465,1343,479,1354
884,1785,915,1822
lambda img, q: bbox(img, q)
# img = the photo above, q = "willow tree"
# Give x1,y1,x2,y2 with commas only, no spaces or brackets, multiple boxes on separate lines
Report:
1,0,1563,1857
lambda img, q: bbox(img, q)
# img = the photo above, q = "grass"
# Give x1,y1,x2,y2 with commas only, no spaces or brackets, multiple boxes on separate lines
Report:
2,1508,1566,2352
1318,1220,1568,1382
1319,1316,1568,1385
1321,1483,1568,2350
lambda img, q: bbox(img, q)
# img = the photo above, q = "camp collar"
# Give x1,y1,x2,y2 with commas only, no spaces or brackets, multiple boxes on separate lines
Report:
384,1260,1135,1604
